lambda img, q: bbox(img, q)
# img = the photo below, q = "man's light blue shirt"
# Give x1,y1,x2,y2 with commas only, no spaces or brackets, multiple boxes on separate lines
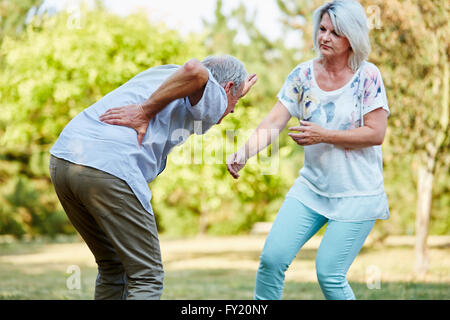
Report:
50,65,227,215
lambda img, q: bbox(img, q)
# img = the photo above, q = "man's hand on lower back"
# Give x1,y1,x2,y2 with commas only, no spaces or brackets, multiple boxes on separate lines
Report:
99,103,150,146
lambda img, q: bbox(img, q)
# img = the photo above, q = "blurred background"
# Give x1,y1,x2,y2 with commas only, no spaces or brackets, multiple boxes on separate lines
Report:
0,0,448,299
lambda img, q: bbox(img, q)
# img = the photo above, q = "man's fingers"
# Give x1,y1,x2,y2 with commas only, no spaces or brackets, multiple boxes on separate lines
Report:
248,73,258,85
101,119,126,126
100,114,122,122
102,108,123,116
137,132,145,146
100,110,126,122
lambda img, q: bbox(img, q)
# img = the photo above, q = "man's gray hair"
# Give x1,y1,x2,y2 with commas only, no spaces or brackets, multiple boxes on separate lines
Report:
312,0,371,72
201,55,248,96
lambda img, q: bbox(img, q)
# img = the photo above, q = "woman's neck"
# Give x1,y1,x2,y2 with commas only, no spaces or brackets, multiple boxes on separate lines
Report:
319,55,352,75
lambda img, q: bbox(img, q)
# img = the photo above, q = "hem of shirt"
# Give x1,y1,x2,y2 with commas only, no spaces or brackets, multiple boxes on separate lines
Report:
285,194,389,222
363,104,390,117
49,151,154,215
298,176,386,198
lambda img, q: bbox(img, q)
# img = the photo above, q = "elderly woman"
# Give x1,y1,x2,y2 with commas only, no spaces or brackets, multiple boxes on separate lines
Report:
227,0,390,300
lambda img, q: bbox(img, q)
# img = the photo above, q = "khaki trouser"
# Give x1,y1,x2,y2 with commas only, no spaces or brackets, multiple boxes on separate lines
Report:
49,155,164,300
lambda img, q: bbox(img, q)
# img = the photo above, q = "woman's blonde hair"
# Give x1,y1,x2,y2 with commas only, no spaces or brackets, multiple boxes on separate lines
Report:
312,0,371,71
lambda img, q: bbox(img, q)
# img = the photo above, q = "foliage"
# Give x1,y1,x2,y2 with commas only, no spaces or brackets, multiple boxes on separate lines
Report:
360,0,449,236
0,0,43,39
0,8,206,237
0,1,448,238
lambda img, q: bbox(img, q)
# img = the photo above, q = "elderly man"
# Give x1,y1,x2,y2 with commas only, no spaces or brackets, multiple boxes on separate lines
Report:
49,55,257,300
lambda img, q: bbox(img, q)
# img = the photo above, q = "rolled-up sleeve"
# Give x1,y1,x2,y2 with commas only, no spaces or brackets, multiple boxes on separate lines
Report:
186,70,227,134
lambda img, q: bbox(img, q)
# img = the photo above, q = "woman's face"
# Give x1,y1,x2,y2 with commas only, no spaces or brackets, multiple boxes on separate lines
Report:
318,12,351,59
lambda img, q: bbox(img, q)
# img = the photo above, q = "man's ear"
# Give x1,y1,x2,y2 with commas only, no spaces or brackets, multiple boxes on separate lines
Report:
224,81,235,95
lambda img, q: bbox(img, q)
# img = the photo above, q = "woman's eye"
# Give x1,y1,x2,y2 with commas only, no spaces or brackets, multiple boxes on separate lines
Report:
320,27,326,31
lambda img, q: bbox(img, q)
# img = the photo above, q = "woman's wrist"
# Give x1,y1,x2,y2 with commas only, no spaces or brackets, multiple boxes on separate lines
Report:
238,146,249,162
321,129,332,144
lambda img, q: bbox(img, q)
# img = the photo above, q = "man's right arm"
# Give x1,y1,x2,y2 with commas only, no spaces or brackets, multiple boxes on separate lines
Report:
140,59,209,119
99,59,209,145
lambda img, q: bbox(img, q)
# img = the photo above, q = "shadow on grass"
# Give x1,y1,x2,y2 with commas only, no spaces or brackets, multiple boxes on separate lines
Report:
164,248,318,264
0,235,80,257
162,269,450,300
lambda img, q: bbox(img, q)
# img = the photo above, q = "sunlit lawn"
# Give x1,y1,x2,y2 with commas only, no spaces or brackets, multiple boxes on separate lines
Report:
0,234,449,300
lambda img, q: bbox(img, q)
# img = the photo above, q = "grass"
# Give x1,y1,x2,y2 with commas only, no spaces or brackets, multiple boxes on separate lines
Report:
0,234,449,300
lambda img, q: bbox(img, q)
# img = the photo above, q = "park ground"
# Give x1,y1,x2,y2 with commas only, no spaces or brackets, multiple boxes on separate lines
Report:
0,234,449,300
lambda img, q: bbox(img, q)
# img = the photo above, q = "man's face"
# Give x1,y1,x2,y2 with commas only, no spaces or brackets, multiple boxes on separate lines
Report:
216,82,244,124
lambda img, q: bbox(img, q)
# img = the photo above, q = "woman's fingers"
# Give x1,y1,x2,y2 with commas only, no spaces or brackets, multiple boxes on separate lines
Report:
288,132,306,139
288,126,306,132
226,155,236,173
288,132,309,146
227,164,239,179
226,153,241,179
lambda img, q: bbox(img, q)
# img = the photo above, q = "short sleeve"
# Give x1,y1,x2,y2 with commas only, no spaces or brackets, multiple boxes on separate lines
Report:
277,65,303,119
186,69,227,134
362,65,390,117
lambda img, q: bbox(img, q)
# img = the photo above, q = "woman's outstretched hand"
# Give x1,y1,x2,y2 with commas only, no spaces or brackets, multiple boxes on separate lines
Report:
99,104,150,146
226,150,248,179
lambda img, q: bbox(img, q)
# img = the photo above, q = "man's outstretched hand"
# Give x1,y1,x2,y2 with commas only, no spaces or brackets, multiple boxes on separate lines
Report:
99,104,150,146
240,73,258,98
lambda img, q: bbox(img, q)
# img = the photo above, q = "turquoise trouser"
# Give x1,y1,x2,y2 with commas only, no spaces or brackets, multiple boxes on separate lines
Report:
254,197,375,300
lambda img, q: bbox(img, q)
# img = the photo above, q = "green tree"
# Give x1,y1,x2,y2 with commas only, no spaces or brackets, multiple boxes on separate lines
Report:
0,7,206,237
0,0,43,39
360,0,449,275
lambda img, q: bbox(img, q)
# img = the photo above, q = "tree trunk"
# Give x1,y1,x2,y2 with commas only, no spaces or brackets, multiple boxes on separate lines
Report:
199,211,209,235
414,47,448,276
414,163,434,275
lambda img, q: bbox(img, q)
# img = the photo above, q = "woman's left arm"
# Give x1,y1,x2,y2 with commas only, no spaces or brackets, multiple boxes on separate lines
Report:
288,107,388,149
